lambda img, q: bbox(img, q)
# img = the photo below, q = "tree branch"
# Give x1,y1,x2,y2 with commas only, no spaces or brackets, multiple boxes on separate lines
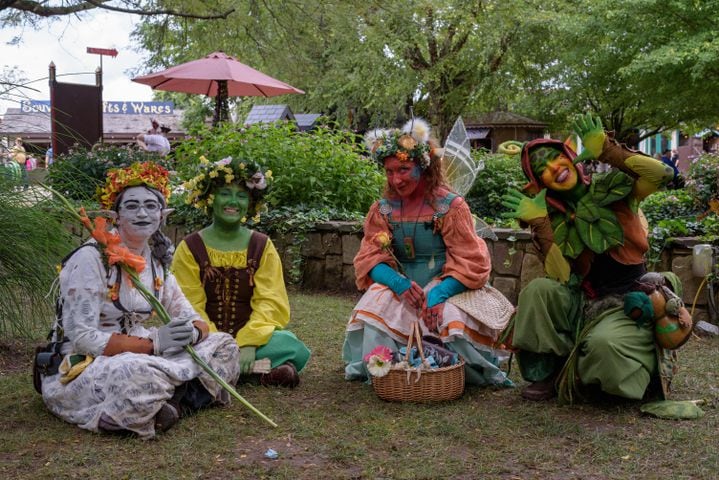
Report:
3,0,235,20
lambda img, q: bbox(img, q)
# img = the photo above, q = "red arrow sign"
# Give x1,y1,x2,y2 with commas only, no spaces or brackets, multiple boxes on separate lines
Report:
87,47,118,57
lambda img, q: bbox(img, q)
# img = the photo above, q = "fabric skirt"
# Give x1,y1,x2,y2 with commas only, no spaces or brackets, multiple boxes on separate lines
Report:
343,281,513,387
41,332,240,439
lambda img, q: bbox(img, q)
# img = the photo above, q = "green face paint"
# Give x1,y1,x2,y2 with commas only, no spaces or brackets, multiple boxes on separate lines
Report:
529,146,563,178
211,183,250,229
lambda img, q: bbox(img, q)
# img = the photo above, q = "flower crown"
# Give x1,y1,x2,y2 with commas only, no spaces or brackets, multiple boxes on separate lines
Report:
183,156,272,220
364,118,433,169
99,161,171,210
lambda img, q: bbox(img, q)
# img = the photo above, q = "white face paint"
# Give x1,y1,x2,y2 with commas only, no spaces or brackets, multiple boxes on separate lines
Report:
115,186,163,244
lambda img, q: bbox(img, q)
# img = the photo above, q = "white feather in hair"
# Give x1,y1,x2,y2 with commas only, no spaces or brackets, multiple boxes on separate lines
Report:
364,128,390,152
402,118,431,144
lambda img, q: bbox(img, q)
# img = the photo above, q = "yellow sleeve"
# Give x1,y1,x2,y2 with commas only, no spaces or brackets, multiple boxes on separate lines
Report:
170,240,215,330
235,238,290,347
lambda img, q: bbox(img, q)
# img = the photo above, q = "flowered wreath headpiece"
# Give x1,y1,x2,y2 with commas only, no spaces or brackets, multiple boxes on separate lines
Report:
364,118,435,169
99,161,171,210
183,155,272,221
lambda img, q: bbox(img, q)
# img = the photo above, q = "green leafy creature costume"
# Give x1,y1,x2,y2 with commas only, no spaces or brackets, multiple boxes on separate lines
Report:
501,114,676,402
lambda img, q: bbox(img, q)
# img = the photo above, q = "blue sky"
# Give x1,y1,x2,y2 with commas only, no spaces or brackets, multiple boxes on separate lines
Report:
0,10,153,114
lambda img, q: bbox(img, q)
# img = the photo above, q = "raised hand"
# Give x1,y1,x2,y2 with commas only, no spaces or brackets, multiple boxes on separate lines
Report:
501,189,548,222
571,113,606,160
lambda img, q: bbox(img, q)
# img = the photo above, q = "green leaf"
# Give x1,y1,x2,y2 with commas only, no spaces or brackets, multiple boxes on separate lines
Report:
589,171,633,206
551,213,583,259
576,205,624,253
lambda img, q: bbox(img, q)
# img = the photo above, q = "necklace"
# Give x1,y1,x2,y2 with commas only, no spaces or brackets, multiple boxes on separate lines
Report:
399,199,423,260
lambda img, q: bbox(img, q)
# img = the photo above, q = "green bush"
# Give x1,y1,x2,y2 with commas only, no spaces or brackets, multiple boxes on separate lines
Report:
465,151,525,223
47,145,172,203
171,122,385,229
685,152,719,208
640,189,701,228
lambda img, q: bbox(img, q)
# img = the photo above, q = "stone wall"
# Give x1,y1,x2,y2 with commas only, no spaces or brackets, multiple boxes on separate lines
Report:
263,222,718,323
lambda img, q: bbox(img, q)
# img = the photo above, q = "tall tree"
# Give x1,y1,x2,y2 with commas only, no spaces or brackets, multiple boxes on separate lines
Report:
506,0,719,143
134,0,532,138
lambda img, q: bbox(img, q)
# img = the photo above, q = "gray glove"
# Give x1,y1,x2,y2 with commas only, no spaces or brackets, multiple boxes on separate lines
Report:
153,318,194,355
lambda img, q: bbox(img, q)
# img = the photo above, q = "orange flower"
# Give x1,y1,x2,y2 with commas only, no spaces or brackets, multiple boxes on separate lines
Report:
106,244,146,273
79,207,92,230
395,151,409,162
154,276,164,290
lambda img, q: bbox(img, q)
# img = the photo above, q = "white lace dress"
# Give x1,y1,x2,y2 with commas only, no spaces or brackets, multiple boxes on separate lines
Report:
41,244,240,439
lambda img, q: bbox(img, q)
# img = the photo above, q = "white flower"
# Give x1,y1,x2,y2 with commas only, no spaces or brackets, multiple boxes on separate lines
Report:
216,156,232,166
246,171,267,190
367,354,392,377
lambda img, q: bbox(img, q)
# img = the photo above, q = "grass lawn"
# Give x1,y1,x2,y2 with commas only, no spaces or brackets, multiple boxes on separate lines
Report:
1,290,717,479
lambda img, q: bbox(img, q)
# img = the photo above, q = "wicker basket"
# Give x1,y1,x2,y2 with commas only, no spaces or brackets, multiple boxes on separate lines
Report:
370,321,465,402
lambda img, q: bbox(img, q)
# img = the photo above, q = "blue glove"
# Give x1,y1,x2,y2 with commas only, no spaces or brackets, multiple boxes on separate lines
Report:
370,263,411,295
426,276,466,308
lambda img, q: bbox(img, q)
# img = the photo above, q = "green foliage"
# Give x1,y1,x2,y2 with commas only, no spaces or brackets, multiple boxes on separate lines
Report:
641,190,700,228
46,145,172,204
0,178,75,338
685,152,719,208
465,151,526,222
171,122,384,223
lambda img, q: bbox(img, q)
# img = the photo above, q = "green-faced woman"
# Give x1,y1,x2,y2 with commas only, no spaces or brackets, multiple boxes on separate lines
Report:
172,156,310,388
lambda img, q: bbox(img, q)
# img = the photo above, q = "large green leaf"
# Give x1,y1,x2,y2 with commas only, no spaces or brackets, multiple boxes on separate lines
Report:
589,171,633,207
575,205,624,253
551,213,584,259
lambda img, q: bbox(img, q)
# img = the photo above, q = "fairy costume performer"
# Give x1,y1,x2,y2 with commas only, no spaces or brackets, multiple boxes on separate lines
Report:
38,162,240,439
172,156,310,388
500,114,681,402
343,119,513,387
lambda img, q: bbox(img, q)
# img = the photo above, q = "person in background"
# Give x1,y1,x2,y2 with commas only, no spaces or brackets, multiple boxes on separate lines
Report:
45,146,54,167
137,125,171,157
10,137,28,190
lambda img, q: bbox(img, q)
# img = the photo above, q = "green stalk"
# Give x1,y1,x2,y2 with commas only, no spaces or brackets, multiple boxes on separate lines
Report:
126,269,277,428
41,183,277,428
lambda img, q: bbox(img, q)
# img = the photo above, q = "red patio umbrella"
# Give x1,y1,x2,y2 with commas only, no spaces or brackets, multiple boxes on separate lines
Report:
132,51,304,125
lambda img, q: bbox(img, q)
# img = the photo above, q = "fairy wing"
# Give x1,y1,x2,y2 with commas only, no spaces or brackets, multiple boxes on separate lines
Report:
442,117,484,196
473,215,498,241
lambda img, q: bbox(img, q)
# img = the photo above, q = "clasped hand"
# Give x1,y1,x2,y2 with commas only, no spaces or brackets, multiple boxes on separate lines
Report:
400,282,444,332
155,318,194,355
500,189,548,222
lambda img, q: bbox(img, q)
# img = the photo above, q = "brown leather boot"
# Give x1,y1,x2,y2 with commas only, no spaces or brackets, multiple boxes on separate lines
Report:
521,373,559,401
154,402,180,433
260,362,300,388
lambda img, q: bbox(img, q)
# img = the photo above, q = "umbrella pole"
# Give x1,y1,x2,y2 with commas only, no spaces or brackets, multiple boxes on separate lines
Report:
213,80,229,126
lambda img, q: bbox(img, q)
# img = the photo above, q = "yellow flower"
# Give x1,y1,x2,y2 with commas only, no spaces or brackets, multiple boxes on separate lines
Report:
199,155,209,164
241,216,247,223
265,170,273,179
252,214,261,223
209,170,219,178
373,231,392,249
239,163,246,169
225,174,235,184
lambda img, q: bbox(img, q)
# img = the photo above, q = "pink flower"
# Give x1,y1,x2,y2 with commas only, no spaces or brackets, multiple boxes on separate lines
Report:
363,345,393,363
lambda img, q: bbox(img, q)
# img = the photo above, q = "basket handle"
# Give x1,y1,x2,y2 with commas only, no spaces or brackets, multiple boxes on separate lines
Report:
404,320,426,363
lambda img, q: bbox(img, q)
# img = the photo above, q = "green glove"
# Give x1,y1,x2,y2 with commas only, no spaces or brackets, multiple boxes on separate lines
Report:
501,189,548,222
239,346,257,375
572,113,606,160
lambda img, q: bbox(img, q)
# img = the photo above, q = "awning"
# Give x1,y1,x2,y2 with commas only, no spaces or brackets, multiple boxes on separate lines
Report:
467,127,490,140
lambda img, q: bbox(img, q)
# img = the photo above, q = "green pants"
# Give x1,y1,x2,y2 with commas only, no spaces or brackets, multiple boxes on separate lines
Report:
255,330,311,372
512,277,656,400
